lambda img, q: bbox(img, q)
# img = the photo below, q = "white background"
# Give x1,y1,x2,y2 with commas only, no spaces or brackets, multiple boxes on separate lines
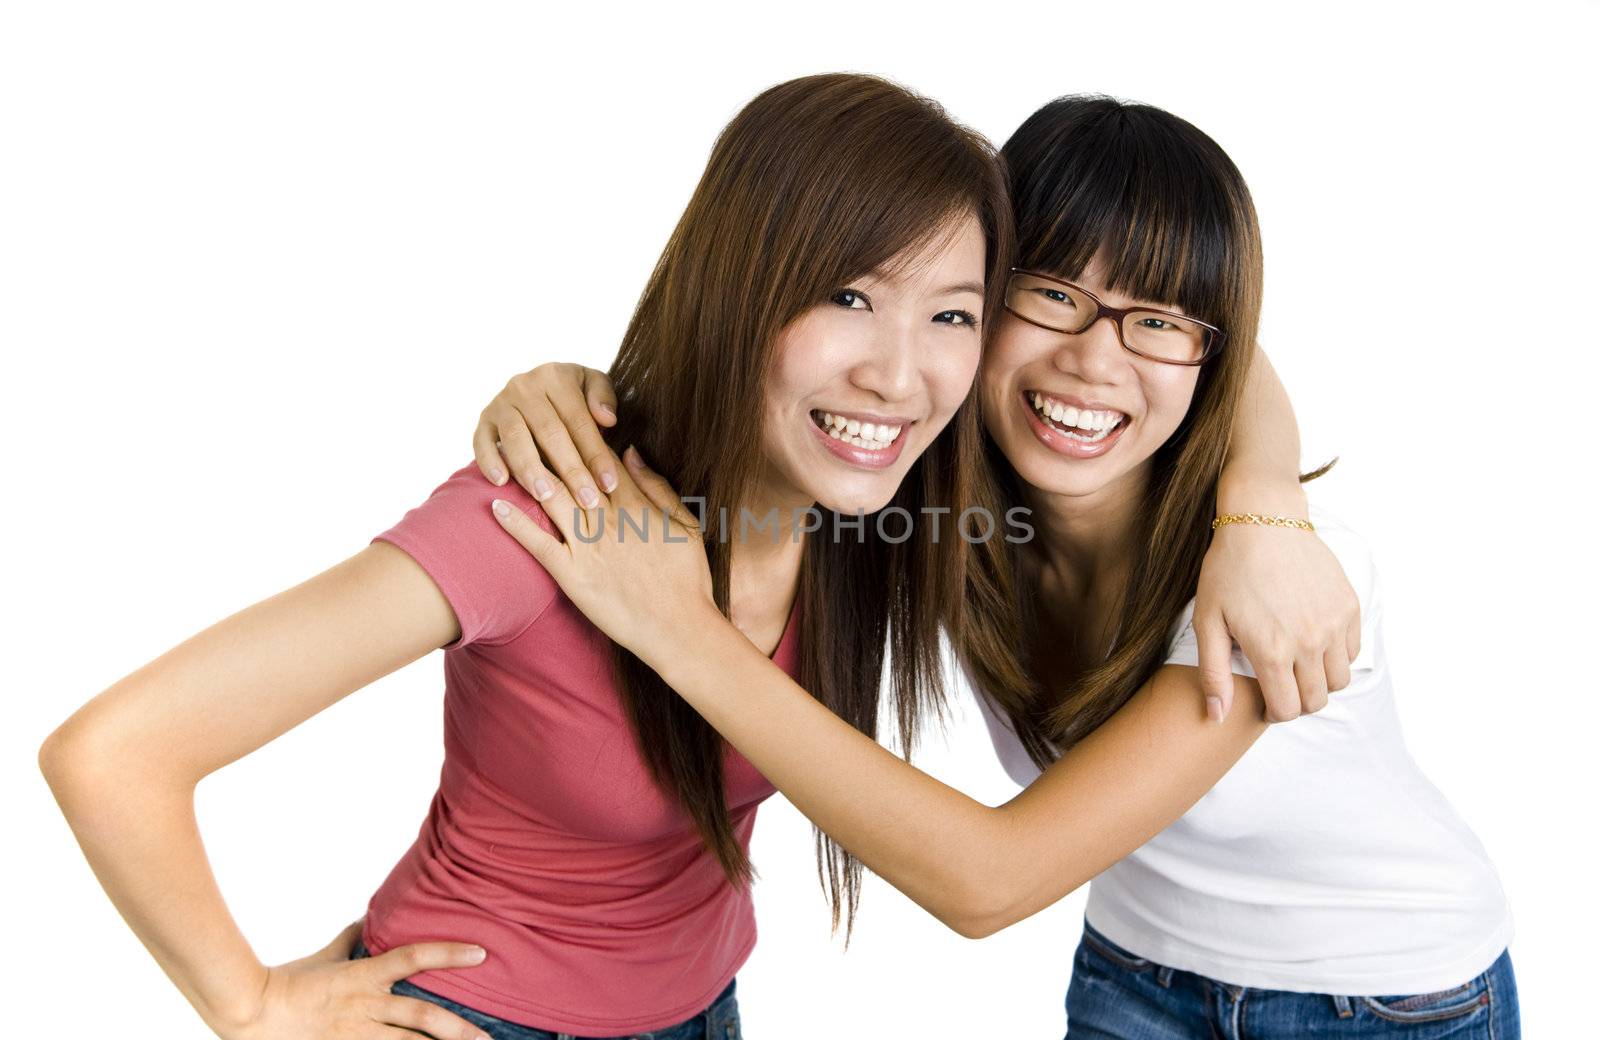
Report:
6,2,1597,1036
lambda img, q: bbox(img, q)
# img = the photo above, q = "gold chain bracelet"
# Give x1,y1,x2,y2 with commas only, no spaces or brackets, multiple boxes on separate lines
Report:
1212,512,1315,532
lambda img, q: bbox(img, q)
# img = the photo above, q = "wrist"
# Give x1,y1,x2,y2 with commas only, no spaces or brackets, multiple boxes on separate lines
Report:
1216,468,1308,519
202,963,270,1038
643,601,748,686
632,599,727,672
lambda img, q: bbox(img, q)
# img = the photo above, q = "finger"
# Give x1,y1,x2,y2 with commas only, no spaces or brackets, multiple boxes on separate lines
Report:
471,418,509,488
1345,617,1362,666
624,446,701,533
527,394,609,508
1193,615,1236,722
548,385,623,496
1255,652,1301,723
582,368,620,427
379,993,493,1040
371,940,488,988
1293,655,1330,716
1324,642,1352,695
495,407,558,503
492,496,575,574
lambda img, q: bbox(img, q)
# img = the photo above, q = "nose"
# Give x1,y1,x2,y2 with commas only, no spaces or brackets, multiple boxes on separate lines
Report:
849,316,920,403
1053,313,1127,383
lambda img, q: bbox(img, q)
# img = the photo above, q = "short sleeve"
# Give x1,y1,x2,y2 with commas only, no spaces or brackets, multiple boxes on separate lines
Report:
372,462,562,649
1165,505,1383,679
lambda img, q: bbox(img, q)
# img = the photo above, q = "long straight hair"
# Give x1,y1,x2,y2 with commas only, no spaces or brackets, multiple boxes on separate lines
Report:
602,73,1013,930
959,96,1264,763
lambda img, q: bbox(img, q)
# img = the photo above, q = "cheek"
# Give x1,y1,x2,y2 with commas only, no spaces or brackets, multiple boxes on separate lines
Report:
979,323,1045,403
928,341,983,416
1141,368,1203,436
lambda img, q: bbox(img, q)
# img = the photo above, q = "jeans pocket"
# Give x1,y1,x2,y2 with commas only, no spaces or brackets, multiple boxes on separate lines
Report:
1079,922,1155,974
1360,976,1490,1024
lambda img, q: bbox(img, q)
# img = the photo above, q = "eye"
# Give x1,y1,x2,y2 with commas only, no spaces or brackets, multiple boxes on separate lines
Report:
1136,317,1176,331
830,288,871,310
1034,288,1071,304
934,309,979,327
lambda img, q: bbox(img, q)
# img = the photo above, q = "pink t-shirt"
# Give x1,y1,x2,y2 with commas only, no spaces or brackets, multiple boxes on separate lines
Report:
361,462,793,1035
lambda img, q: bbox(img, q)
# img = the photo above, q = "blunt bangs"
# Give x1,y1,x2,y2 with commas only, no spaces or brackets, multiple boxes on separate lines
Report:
1002,95,1250,329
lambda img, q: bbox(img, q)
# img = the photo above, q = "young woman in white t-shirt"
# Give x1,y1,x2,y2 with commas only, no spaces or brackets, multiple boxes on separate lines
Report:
475,96,1517,1036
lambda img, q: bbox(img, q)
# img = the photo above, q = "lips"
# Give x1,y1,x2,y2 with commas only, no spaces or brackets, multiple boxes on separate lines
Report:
1019,389,1129,460
808,409,912,470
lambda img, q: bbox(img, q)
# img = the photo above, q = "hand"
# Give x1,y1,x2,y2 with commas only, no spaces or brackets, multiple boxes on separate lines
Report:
472,362,619,508
1194,524,1361,723
489,445,716,663
226,919,491,1040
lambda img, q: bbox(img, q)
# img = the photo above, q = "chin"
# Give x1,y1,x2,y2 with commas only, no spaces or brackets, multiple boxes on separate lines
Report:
814,490,898,516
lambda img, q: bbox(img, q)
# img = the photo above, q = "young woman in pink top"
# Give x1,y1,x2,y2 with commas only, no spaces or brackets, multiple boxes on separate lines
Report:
39,75,1351,1040
39,73,1012,1040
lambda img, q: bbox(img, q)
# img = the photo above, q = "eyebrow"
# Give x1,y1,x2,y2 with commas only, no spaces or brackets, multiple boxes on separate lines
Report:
934,281,985,297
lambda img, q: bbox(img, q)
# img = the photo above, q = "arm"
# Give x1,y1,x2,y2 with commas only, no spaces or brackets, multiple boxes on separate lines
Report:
657,620,1266,937
1199,345,1362,722
38,544,491,1040
491,449,1270,939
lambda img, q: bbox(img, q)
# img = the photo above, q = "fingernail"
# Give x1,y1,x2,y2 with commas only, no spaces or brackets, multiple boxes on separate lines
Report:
579,487,600,509
491,499,510,519
532,478,554,501
488,467,505,485
599,470,618,493
1206,696,1224,722
466,945,486,962
597,404,616,422
624,445,640,467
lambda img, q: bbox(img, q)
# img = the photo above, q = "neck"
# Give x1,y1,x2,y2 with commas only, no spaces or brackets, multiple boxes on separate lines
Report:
725,476,809,631
1020,464,1151,602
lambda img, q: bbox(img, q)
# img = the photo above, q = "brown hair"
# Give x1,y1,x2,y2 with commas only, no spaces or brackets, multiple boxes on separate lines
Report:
602,73,1013,931
959,95,1264,763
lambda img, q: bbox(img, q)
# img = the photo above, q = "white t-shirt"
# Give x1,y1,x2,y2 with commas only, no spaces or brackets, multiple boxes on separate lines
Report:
971,505,1514,995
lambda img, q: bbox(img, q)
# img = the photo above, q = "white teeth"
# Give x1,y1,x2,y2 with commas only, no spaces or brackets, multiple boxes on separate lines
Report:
1030,393,1125,439
815,410,903,449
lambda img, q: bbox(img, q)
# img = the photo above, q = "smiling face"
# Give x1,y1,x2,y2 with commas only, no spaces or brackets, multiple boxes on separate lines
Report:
756,210,987,516
981,250,1204,509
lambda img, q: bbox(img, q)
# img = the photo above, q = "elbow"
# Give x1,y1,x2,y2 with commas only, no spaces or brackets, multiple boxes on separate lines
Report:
39,717,147,800
38,721,105,802
933,875,1024,941
38,723,83,788
942,900,1021,940
943,913,1002,941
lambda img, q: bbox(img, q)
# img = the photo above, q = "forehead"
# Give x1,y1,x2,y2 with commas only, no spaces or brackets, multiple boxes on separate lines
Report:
1056,249,1191,316
862,210,986,293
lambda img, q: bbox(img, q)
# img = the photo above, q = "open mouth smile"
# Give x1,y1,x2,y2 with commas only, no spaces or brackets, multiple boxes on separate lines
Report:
808,409,912,470
1021,390,1129,459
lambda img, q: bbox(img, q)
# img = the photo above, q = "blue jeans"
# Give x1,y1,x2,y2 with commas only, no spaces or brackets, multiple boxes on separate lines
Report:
348,937,742,1040
1066,918,1520,1038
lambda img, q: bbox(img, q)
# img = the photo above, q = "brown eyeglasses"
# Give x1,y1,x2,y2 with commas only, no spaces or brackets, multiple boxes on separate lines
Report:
1003,268,1225,366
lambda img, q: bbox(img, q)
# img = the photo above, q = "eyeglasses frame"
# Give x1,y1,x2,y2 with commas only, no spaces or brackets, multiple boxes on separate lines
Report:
1002,267,1226,366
